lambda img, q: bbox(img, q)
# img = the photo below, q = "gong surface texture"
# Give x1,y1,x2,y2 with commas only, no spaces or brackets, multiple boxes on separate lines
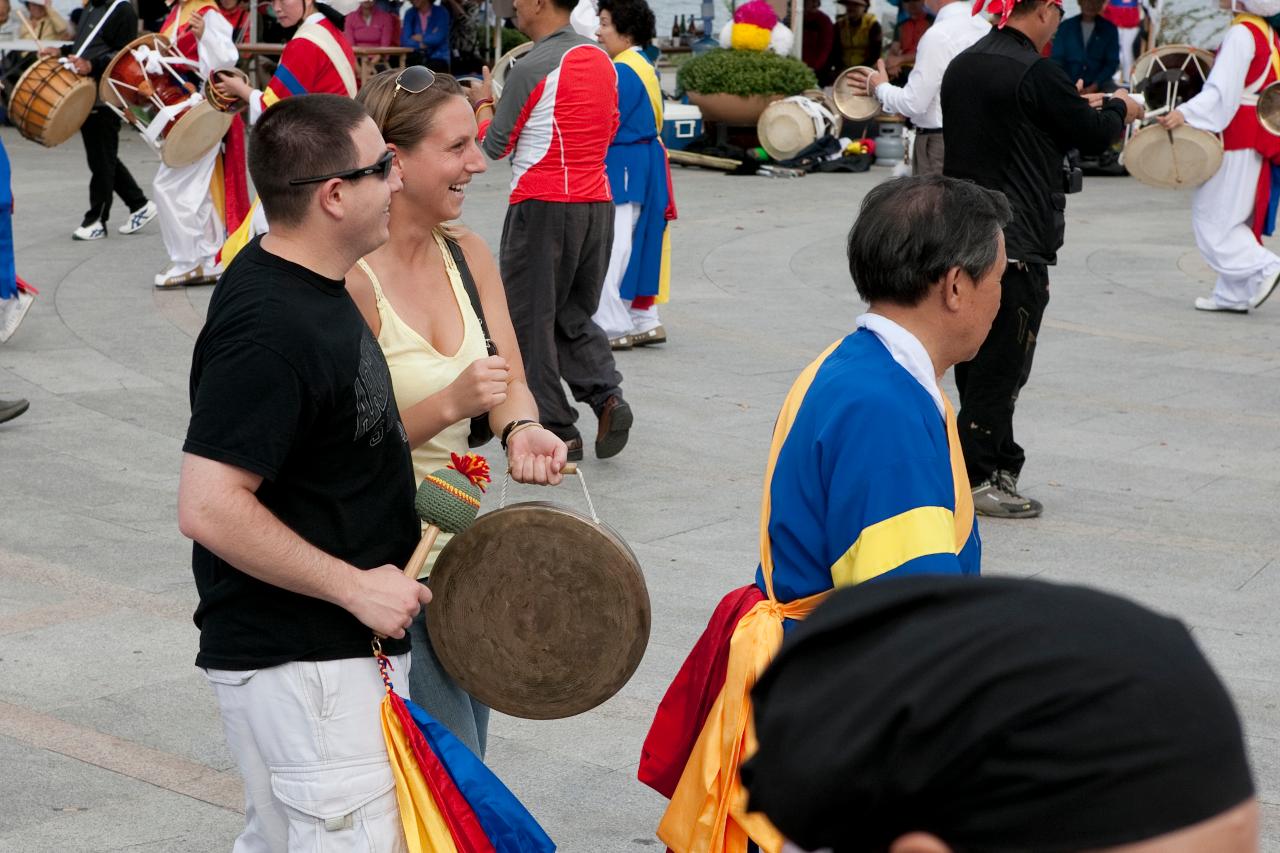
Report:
427,502,651,720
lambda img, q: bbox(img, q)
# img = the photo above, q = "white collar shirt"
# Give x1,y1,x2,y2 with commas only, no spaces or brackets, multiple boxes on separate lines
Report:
856,312,945,419
874,1,990,130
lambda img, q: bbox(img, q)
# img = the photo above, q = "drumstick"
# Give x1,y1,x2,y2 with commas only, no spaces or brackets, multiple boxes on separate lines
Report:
1167,128,1183,185
12,5,44,52
404,452,492,578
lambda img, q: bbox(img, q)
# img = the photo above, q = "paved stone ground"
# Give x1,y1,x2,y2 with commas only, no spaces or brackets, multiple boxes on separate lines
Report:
2,124,1279,851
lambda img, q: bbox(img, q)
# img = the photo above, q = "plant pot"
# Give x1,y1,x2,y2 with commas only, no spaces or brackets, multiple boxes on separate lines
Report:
686,91,784,126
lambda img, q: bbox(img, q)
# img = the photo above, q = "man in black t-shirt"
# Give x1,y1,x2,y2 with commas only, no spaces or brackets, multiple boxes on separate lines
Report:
177,94,424,851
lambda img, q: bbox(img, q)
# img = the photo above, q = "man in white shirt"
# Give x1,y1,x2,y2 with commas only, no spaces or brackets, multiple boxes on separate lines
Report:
847,0,988,175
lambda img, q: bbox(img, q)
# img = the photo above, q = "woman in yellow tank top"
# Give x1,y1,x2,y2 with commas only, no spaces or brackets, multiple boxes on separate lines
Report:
348,67,569,758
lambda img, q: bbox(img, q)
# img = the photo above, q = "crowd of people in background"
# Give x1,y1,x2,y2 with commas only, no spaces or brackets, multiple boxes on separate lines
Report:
804,0,1156,90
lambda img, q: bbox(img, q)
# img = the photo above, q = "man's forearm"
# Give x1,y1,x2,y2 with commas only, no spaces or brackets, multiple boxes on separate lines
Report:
181,482,359,610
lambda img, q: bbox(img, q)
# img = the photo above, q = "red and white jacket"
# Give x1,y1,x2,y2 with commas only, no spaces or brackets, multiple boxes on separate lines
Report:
479,26,619,205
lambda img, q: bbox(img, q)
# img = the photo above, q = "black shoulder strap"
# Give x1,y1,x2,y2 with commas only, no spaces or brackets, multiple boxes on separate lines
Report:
443,236,497,356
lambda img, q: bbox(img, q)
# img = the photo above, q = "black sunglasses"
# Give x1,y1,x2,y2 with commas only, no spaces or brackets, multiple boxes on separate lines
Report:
288,149,395,186
391,64,437,105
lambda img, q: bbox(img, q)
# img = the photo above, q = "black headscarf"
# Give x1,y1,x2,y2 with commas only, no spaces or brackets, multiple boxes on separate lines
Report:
742,576,1254,853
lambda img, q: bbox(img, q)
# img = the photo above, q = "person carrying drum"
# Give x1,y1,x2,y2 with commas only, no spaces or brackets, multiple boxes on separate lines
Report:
847,0,989,176
215,0,359,266
1158,0,1280,314
940,0,1140,519
39,0,158,242
150,0,243,288
641,176,1000,853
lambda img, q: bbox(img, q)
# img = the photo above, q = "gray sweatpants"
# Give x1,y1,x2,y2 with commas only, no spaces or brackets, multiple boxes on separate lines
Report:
499,199,622,440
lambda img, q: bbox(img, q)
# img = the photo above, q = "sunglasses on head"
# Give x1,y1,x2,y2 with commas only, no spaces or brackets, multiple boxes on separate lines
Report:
391,64,436,104
288,149,395,186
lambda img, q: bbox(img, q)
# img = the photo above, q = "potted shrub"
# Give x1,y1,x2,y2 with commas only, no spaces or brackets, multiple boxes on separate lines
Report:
677,48,819,126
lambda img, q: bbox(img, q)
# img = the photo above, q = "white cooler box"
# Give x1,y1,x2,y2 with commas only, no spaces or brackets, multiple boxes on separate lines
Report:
662,102,704,151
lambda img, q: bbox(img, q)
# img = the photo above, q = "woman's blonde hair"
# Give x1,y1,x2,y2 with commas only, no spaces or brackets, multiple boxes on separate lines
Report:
357,68,470,238
357,67,468,154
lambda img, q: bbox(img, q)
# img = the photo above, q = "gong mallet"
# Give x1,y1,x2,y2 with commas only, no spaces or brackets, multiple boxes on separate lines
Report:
403,452,492,578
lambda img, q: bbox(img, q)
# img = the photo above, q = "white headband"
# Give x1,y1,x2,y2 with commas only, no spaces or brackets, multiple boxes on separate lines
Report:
1238,0,1280,16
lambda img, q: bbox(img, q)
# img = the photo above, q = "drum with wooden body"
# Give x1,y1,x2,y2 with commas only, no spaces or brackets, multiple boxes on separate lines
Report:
1122,44,1221,189
205,67,249,113
8,57,96,147
832,66,881,122
756,89,839,161
491,40,533,100
100,34,232,168
427,483,650,721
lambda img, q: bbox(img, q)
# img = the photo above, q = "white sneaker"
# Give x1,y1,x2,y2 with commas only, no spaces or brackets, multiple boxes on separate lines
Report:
0,292,34,343
1193,296,1248,314
72,221,107,241
118,200,157,235
1249,269,1280,309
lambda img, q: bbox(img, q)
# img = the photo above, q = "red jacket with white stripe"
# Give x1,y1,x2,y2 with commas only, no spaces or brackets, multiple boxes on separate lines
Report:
479,26,619,205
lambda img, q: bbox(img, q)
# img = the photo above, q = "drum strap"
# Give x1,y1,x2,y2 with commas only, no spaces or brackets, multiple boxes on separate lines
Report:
293,21,357,97
72,0,129,58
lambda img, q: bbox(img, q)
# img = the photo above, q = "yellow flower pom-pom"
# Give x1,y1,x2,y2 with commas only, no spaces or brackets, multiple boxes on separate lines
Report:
730,22,773,52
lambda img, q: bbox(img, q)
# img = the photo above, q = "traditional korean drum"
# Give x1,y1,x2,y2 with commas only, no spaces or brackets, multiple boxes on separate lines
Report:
427,473,650,720
205,67,250,113
8,57,95,147
100,34,232,168
491,40,533,100
757,90,839,161
1123,44,1221,189
1122,123,1223,189
832,66,881,122
1131,45,1214,114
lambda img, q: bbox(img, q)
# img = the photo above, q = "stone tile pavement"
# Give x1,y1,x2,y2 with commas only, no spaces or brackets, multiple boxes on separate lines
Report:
1,124,1278,850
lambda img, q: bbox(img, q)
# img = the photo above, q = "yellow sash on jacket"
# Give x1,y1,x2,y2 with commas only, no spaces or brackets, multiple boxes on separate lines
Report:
614,46,673,304
657,341,842,853
657,337,974,853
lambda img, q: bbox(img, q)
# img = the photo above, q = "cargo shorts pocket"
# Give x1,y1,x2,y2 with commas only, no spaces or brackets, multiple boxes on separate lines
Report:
270,754,405,852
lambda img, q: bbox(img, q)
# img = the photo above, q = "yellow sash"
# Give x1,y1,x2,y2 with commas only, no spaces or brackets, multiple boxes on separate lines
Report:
1235,13,1280,84
657,338,974,853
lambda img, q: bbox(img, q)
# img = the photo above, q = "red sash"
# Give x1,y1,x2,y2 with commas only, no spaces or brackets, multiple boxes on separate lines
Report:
637,584,764,800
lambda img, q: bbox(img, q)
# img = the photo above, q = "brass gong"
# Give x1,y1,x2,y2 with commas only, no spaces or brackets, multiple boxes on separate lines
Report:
427,500,651,720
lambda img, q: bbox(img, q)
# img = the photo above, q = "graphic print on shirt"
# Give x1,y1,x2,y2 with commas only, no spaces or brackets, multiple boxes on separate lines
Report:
354,330,392,446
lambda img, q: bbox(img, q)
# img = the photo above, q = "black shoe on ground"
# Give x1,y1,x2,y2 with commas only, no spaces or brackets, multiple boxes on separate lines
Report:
594,395,632,459
564,436,584,462
0,398,30,425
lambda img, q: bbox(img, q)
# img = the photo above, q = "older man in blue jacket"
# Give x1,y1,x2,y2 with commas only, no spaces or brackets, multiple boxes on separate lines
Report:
1051,0,1119,93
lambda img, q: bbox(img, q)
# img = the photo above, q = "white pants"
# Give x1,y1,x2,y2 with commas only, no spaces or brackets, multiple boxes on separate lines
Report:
203,655,411,853
593,202,660,338
1192,149,1280,309
155,144,225,275
1117,26,1140,83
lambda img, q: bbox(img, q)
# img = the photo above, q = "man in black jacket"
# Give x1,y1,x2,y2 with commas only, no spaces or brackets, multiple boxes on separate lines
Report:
41,0,157,241
940,0,1139,518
